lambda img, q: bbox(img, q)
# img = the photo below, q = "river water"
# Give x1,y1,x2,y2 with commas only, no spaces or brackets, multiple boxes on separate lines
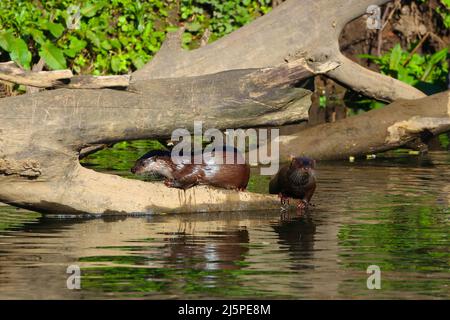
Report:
0,142,448,299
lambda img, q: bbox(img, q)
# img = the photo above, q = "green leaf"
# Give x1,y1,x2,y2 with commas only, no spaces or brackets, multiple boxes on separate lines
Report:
131,53,146,69
182,32,192,47
81,2,105,18
429,47,448,65
165,26,179,33
86,30,101,48
0,32,32,69
358,53,379,60
186,22,202,32
69,37,87,52
118,35,129,46
397,65,416,85
0,31,15,51
110,38,121,50
45,22,65,38
64,36,87,58
111,55,121,72
39,42,67,70
101,40,112,50
422,47,448,81
9,37,32,69
29,29,46,45
371,101,386,110
389,44,403,71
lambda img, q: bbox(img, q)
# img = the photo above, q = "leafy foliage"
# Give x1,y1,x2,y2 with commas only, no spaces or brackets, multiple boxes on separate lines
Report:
349,44,449,113
0,0,271,75
180,0,271,47
437,0,450,28
360,44,449,94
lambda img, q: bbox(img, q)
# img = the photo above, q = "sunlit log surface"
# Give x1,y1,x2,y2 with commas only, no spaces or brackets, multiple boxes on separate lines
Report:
134,0,424,102
275,91,450,160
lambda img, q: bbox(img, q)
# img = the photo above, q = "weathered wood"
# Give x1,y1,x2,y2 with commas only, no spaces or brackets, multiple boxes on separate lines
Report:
0,62,314,215
133,0,423,102
0,62,73,88
274,91,450,160
79,144,111,159
62,75,130,89
0,61,130,89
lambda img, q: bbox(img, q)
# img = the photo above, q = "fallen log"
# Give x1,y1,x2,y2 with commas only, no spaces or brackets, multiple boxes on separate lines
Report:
275,91,450,160
134,0,424,102
0,62,315,214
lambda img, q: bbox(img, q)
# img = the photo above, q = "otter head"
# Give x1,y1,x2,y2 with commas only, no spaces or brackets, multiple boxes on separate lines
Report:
290,156,315,173
131,150,173,179
289,156,316,185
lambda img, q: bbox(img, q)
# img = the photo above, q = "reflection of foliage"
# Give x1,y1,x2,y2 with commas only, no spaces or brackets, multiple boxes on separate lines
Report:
438,134,450,149
0,207,41,232
80,265,289,298
338,276,448,299
338,203,448,272
80,140,166,175
247,173,271,194
337,193,449,297
78,225,289,298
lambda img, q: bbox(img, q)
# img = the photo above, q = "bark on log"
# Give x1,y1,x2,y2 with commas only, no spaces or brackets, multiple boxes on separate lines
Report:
60,75,130,89
133,0,424,102
275,91,450,161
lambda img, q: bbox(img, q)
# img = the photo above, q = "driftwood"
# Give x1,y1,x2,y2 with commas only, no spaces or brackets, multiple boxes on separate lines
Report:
0,0,435,215
0,61,73,88
0,62,130,89
273,91,450,160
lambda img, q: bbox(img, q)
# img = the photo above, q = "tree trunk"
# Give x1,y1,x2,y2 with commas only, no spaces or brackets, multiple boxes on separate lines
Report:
133,0,424,102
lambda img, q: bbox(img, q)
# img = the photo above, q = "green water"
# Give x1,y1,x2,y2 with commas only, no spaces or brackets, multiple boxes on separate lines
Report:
0,141,448,299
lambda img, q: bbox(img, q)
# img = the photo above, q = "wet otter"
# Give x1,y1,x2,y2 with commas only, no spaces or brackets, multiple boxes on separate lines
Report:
269,156,316,209
131,147,250,190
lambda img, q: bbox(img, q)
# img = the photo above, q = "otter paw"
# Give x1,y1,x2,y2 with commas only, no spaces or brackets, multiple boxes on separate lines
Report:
296,200,308,210
164,180,174,187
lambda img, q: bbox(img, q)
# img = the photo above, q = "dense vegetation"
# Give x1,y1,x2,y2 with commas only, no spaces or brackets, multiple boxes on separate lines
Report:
0,0,447,89
0,0,270,75
350,44,449,111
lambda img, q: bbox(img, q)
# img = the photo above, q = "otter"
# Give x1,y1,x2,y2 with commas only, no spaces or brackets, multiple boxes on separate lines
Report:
131,147,250,191
269,156,316,209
